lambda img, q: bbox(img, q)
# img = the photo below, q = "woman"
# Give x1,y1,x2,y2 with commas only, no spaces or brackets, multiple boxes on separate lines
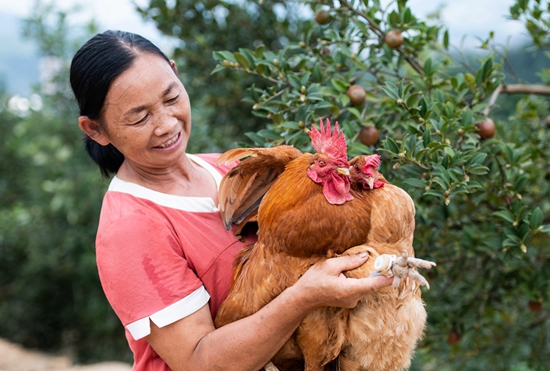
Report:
71,30,392,371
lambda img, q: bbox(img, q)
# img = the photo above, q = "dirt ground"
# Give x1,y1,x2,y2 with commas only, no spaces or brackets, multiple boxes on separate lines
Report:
0,338,132,371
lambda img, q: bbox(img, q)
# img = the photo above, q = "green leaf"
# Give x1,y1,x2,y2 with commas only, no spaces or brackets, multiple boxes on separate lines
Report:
381,82,400,101
211,64,227,75
423,189,444,199
253,44,265,58
245,132,266,146
515,174,528,192
331,79,348,93
383,137,400,154
313,63,323,83
504,145,515,163
481,57,493,81
461,109,473,127
288,74,302,91
213,50,237,63
312,101,333,110
233,52,250,70
347,107,362,120
249,85,260,102
433,164,451,186
239,48,256,69
467,152,488,166
422,130,431,147
432,176,449,189
424,57,433,77
348,141,374,156
468,166,489,175
530,207,543,229
493,210,515,224
443,29,449,49
403,178,427,188
280,121,300,130
465,181,483,190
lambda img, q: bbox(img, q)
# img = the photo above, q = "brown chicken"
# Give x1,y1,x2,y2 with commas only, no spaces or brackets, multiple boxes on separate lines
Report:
214,122,434,371
288,154,434,371
338,154,435,371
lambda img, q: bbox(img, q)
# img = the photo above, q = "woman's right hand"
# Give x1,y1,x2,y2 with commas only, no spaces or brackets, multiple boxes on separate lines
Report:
292,253,393,310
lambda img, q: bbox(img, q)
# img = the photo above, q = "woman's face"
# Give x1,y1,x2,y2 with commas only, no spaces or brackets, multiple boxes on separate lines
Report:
98,53,191,173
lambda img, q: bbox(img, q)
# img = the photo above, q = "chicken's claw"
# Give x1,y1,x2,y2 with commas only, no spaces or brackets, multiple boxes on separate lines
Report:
374,251,436,289
264,361,280,371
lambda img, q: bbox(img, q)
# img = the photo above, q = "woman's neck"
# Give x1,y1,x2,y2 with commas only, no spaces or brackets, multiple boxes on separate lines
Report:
116,154,218,202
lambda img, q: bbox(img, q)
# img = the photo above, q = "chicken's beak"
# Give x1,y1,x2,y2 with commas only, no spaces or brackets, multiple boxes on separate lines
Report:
366,177,374,189
337,167,350,176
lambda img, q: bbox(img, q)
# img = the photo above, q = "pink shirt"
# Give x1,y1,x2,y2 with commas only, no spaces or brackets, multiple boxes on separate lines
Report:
95,154,245,371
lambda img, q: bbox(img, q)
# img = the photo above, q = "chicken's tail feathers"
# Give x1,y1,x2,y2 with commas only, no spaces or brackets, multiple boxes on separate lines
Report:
216,148,262,166
217,145,303,166
218,145,303,234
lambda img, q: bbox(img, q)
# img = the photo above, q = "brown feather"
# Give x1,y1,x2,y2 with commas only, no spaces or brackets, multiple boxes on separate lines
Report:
217,146,302,230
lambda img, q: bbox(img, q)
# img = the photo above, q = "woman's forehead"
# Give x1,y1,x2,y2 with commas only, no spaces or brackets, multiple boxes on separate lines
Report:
104,54,179,110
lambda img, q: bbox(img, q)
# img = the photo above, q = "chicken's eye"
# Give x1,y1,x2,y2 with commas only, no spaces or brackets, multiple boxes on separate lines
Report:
318,160,326,166
354,165,359,171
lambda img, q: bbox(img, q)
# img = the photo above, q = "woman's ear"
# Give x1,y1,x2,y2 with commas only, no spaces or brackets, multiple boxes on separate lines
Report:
170,60,179,75
78,116,110,146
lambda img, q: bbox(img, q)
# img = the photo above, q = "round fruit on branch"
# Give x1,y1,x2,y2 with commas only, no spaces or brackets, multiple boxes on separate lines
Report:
347,85,366,106
359,125,379,146
385,29,404,49
314,9,331,25
475,118,496,139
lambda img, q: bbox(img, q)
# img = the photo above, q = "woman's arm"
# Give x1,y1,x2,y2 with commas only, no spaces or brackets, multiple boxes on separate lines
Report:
146,253,392,371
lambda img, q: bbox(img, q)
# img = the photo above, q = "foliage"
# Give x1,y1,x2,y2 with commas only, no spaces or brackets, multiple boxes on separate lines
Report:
209,0,550,369
0,1,131,363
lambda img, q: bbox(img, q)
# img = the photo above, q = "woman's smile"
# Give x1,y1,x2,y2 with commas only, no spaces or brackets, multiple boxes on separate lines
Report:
155,132,182,150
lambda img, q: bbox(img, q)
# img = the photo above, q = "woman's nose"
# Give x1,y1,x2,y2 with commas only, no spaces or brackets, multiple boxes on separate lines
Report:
153,109,177,136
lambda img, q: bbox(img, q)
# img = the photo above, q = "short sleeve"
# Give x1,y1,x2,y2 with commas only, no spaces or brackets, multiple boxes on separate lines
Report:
96,212,209,339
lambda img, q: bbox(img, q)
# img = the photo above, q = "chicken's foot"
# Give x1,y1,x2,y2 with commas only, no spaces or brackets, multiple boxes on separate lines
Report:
264,361,280,371
373,251,436,289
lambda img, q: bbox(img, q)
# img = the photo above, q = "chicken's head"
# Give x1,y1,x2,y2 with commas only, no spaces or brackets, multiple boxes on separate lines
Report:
350,154,385,190
307,118,353,205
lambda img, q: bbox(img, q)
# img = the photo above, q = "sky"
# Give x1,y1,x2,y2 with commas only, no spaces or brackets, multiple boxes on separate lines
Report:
0,0,529,47
0,0,530,96
0,0,168,48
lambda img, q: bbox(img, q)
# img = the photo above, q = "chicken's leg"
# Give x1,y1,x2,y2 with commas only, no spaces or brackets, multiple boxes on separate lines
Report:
373,250,436,289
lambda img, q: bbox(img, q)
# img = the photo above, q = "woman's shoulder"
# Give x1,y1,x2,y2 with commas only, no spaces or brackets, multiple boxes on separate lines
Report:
193,153,221,164
191,153,236,177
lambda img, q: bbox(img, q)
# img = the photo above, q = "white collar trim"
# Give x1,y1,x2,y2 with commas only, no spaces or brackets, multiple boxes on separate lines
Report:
107,154,222,212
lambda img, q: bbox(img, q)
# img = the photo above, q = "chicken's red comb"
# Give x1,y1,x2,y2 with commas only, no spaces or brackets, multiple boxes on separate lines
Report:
361,154,381,171
309,118,348,162
358,154,381,177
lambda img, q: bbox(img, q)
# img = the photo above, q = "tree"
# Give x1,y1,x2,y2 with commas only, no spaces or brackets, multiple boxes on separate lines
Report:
0,1,132,363
208,0,550,369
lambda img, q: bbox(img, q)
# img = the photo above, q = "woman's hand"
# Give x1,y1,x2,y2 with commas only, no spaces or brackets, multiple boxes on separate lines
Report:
292,253,393,310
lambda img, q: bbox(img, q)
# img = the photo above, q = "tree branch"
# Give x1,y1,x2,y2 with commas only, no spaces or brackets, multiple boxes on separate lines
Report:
501,84,550,95
338,0,425,76
484,83,550,115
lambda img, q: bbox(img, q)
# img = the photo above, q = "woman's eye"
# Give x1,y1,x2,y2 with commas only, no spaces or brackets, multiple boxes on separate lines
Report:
134,114,149,125
166,95,179,103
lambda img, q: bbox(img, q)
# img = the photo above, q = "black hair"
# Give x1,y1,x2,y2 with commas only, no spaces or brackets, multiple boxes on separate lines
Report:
70,30,170,177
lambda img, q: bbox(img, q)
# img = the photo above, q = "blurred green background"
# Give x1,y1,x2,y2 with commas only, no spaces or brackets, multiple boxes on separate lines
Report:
0,0,548,370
